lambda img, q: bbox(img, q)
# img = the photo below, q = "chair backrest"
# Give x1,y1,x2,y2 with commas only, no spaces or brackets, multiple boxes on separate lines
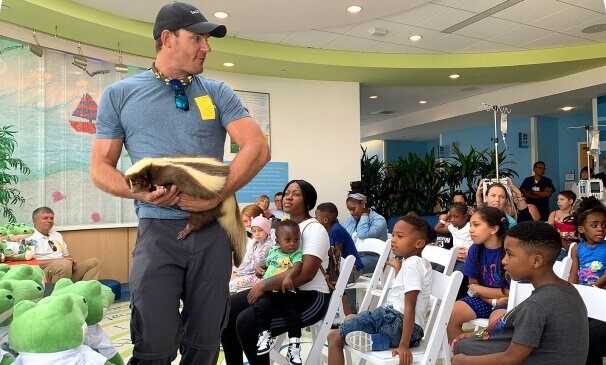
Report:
344,270,463,365
357,239,393,312
553,256,572,279
505,258,575,312
269,255,356,365
422,245,458,275
573,284,606,322
356,237,389,256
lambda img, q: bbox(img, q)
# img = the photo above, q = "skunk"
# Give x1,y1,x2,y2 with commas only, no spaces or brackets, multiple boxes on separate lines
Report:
124,156,247,266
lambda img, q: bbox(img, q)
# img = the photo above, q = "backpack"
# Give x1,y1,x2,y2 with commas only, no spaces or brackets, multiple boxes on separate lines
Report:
302,221,341,291
320,245,342,291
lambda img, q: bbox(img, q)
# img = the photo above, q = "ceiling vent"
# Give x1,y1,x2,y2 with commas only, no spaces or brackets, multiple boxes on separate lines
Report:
370,27,388,36
369,110,395,115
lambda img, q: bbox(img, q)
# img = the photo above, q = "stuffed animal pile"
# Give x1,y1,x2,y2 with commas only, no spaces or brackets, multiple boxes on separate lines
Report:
0,225,36,263
0,264,123,365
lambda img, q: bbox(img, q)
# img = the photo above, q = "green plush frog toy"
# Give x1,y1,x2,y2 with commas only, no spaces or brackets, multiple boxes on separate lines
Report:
0,266,44,289
51,279,123,365
8,293,110,364
0,279,44,365
0,289,15,365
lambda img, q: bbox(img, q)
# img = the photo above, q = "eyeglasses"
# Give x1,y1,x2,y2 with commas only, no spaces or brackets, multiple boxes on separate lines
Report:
168,79,189,111
48,240,57,252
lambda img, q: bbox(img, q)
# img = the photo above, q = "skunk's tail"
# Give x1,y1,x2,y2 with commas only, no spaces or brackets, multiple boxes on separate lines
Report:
218,195,247,267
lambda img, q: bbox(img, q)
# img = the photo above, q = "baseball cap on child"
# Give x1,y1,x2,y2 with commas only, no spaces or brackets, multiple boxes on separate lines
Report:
250,216,271,236
153,2,227,39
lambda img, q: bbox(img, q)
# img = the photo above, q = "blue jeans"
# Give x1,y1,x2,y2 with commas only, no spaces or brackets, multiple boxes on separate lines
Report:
340,305,424,348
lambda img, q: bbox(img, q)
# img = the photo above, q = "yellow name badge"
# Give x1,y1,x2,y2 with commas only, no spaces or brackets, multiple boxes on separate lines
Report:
194,95,216,120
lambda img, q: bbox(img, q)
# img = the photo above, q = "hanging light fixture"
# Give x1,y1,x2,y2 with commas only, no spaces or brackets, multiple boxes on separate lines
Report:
114,43,128,73
73,42,87,67
28,29,43,58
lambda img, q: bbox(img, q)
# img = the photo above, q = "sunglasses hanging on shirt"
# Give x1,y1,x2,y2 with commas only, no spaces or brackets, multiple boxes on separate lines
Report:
151,63,192,111
48,240,57,251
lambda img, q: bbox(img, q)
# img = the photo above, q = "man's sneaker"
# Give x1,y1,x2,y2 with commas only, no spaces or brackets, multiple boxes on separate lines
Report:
345,331,390,352
256,330,274,355
286,338,302,365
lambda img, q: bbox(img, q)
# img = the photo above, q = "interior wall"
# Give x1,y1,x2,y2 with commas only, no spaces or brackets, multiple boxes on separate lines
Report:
203,69,361,223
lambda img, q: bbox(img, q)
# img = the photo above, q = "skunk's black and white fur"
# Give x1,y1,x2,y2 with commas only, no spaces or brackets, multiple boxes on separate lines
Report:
124,156,247,266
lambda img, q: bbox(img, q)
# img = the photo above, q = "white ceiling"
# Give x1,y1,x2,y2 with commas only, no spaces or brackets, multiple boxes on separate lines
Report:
72,0,606,140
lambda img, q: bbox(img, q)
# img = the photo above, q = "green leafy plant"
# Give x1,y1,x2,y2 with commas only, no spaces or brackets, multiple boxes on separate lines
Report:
0,126,30,223
360,147,388,217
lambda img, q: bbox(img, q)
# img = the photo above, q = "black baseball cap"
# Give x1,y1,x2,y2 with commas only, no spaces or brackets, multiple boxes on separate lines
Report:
153,2,227,40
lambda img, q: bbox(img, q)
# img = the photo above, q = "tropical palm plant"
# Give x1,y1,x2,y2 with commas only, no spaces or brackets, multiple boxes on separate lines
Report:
0,126,30,223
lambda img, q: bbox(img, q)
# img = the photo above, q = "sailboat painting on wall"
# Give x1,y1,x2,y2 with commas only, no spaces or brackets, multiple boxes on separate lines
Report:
69,93,97,134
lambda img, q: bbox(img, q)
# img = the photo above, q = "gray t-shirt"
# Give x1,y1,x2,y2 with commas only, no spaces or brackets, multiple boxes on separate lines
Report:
454,283,588,364
97,71,249,219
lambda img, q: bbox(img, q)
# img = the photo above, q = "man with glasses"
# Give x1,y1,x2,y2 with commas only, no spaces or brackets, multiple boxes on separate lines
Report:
270,192,289,220
520,161,555,221
91,2,270,364
28,206,101,283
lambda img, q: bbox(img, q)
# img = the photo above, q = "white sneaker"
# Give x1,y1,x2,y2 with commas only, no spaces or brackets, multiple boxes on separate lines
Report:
286,338,302,365
256,330,274,355
345,331,390,352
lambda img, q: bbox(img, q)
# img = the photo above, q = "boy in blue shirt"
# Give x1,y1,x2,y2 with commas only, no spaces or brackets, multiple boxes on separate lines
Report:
316,202,364,314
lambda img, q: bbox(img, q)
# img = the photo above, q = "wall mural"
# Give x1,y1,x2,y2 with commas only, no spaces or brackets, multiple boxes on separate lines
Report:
0,36,142,226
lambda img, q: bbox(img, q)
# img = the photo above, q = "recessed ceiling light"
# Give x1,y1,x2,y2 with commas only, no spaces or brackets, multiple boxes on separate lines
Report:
347,5,362,13
409,35,422,41
449,74,460,79
418,100,428,104
214,11,229,19
369,95,378,99
561,106,574,111
223,62,235,67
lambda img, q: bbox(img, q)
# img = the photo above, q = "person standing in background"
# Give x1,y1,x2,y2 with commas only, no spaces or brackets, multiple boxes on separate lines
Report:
520,161,555,221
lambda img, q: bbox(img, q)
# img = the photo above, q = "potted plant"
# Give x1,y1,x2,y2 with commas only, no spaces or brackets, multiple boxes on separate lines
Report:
0,126,30,223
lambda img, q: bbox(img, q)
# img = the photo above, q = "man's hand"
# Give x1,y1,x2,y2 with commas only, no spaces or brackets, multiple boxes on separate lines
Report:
176,193,223,212
136,185,180,206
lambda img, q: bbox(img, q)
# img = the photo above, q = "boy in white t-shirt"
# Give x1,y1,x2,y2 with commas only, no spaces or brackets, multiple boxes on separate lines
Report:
327,215,433,365
435,202,473,272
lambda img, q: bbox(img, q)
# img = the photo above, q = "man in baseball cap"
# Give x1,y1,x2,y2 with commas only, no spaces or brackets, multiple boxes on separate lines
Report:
93,1,270,364
153,1,226,39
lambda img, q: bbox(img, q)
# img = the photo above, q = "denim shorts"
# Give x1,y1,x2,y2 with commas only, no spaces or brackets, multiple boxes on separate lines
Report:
340,305,424,348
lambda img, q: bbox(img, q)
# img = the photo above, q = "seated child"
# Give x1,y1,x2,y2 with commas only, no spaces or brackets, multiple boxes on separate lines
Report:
229,215,274,294
447,207,510,343
434,202,473,272
569,197,606,287
548,190,577,252
568,197,606,365
254,220,303,365
315,202,364,315
326,215,433,365
452,221,589,365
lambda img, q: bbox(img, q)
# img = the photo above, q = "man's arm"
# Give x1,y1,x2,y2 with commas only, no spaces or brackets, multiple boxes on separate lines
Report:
90,138,179,204
176,116,270,212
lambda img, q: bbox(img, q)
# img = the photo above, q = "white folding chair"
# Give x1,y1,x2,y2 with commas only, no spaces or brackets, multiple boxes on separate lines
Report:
422,245,458,275
573,283,606,322
344,271,464,365
553,256,572,280
270,255,356,365
352,238,393,314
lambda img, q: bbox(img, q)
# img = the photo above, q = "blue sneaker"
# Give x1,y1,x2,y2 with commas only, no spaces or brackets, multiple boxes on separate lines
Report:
345,331,390,352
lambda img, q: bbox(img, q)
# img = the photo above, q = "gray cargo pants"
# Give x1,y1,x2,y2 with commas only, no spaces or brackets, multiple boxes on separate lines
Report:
128,219,232,365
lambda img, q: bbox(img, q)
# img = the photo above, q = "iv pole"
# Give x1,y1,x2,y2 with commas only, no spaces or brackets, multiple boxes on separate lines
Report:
479,103,511,180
